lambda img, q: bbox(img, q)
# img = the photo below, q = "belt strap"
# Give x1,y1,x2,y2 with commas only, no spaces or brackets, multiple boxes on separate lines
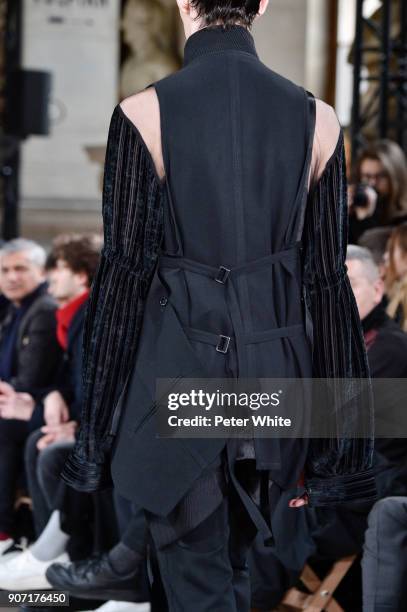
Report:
159,244,300,282
185,324,304,353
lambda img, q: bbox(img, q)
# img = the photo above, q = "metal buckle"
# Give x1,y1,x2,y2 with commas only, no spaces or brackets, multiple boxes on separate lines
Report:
216,335,231,353
215,266,231,284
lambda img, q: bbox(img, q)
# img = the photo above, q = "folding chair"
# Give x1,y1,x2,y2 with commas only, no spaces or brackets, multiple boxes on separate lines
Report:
279,554,357,611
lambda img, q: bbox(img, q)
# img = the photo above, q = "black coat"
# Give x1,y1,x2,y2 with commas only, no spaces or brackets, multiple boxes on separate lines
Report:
62,25,376,510
0,283,62,398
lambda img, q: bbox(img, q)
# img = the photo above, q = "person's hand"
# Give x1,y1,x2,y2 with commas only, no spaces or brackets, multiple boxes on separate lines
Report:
288,470,309,508
37,420,78,450
0,381,35,421
36,432,56,450
43,390,70,426
348,184,378,220
288,493,309,508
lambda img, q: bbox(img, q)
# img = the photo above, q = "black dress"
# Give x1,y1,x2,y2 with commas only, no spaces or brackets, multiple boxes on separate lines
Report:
62,25,376,515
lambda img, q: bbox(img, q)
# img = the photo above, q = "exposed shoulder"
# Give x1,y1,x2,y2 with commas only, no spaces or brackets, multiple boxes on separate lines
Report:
310,99,342,186
119,88,165,181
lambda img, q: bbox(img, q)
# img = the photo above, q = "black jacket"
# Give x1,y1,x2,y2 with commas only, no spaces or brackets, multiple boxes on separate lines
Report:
0,283,62,398
51,301,87,423
62,25,376,508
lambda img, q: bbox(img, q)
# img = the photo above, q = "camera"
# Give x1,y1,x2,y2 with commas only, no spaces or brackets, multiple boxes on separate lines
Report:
353,184,371,208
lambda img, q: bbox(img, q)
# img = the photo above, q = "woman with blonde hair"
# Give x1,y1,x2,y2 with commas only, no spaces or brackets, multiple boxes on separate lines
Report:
386,223,407,331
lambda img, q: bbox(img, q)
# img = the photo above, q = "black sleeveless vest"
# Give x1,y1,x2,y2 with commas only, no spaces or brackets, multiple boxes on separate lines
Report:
111,25,316,517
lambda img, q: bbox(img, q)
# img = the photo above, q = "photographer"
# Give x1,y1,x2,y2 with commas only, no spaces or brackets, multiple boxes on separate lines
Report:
349,139,407,243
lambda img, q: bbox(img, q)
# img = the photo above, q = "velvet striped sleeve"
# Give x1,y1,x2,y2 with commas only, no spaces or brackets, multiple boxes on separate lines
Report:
61,105,164,492
301,131,377,507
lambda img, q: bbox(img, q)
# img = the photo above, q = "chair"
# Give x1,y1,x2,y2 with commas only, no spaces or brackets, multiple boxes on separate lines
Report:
279,554,357,611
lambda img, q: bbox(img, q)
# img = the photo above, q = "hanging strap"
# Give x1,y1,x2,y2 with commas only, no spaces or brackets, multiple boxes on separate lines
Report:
292,90,316,355
293,89,317,243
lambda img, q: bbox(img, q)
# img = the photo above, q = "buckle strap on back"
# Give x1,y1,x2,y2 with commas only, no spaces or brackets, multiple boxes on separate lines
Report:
159,243,301,281
159,243,303,374
185,324,304,353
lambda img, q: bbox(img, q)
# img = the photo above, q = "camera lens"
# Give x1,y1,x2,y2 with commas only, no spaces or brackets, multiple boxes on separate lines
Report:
353,184,370,208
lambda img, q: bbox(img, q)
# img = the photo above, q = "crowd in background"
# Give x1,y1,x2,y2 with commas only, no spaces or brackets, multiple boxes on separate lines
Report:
0,137,406,612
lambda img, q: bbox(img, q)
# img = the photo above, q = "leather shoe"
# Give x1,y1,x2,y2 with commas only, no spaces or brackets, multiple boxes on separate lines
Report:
45,553,150,603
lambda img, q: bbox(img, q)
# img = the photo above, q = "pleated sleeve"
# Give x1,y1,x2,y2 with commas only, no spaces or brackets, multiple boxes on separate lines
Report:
302,131,377,506
61,105,164,492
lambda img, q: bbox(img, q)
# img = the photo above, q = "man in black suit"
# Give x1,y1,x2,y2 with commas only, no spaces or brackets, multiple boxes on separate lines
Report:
0,238,62,552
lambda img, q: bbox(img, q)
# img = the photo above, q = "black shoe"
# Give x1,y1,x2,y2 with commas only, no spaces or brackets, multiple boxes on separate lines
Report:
45,553,150,603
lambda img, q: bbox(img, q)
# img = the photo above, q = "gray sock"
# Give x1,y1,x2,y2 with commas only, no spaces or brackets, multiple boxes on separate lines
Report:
108,541,143,576
30,511,69,561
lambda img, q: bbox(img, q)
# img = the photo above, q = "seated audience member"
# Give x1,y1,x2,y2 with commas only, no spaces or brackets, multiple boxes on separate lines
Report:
348,139,407,243
0,239,62,554
250,245,407,611
385,223,407,331
0,234,103,590
347,245,407,493
362,496,407,612
347,244,407,378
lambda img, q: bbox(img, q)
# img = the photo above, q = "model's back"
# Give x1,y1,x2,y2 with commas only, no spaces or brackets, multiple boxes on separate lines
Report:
107,25,317,514
153,25,310,261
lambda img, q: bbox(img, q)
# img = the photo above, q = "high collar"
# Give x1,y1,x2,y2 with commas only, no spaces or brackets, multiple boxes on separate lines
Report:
183,24,258,67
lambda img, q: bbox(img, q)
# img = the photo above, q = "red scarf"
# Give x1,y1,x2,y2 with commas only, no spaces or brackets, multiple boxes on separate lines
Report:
56,290,89,350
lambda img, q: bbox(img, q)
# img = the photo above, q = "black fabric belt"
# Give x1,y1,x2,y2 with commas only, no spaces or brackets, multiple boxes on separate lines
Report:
159,243,300,284
185,324,304,354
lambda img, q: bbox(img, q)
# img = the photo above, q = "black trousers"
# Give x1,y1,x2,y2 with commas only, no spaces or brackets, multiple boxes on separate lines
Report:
146,459,258,612
113,492,149,555
0,418,29,534
24,429,73,536
24,429,95,559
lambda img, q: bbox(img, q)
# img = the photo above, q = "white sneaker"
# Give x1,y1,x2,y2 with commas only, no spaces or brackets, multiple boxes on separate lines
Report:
80,602,151,612
0,548,69,590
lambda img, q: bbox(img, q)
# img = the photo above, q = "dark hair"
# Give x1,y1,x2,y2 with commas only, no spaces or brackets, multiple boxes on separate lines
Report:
354,139,407,220
190,0,261,28
46,233,103,288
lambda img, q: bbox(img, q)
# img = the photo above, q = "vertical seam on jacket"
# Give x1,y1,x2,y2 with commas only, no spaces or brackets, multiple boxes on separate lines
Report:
229,57,245,266
228,57,250,380
229,58,255,382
